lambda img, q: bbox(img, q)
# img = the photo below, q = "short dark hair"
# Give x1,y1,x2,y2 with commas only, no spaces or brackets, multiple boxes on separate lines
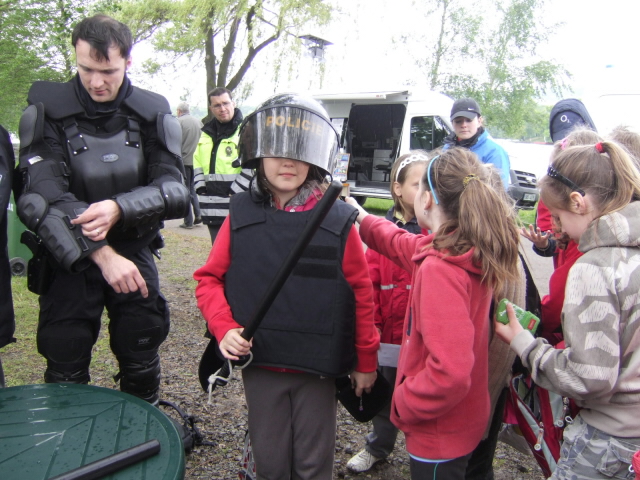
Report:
208,87,233,104
72,15,133,62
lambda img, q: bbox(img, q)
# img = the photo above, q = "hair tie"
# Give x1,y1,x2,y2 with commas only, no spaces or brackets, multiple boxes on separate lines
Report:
395,154,429,182
463,174,478,188
427,155,440,205
595,142,605,153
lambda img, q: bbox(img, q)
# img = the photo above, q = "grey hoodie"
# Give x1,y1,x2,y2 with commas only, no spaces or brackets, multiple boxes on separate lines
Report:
512,201,640,438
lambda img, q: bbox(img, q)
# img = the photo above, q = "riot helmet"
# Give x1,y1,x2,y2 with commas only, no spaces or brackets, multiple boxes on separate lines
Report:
238,93,339,177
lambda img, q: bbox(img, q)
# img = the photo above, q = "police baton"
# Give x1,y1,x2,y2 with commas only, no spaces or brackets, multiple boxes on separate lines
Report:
198,180,344,393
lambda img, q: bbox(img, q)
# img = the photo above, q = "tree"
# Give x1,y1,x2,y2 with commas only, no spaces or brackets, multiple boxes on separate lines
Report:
0,0,89,132
411,0,569,138
105,0,332,101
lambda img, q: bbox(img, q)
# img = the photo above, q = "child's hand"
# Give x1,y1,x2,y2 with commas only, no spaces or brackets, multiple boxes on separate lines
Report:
219,328,252,361
520,224,551,249
494,302,525,345
350,370,377,397
344,197,369,224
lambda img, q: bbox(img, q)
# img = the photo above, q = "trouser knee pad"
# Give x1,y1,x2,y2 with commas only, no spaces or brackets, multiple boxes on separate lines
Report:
118,354,161,404
44,367,90,384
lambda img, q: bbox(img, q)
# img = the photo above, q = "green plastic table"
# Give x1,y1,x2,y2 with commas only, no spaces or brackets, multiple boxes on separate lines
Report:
0,384,185,480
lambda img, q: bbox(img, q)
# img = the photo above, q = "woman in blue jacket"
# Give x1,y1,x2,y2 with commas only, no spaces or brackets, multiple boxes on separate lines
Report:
443,98,510,188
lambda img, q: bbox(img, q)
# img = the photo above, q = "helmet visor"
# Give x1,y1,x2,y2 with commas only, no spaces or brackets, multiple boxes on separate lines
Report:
239,106,339,176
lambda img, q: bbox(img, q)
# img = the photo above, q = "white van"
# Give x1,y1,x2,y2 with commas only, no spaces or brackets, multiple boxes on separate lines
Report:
313,89,539,208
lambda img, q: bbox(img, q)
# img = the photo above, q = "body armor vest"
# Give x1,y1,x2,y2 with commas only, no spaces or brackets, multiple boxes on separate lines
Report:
225,192,359,377
63,117,145,204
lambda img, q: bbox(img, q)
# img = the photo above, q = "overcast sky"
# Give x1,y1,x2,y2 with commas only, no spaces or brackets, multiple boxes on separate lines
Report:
132,0,639,110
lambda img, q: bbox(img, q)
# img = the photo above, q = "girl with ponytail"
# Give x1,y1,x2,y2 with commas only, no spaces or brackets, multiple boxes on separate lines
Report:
346,147,520,479
496,140,640,480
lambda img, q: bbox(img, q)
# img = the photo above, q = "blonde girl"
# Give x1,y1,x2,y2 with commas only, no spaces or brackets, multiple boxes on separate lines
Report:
497,140,640,480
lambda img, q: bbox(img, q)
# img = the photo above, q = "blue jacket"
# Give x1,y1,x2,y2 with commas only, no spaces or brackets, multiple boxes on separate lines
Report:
444,129,510,187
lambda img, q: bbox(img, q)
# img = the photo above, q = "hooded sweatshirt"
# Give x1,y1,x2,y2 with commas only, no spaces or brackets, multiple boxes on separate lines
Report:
359,214,493,460
511,201,640,438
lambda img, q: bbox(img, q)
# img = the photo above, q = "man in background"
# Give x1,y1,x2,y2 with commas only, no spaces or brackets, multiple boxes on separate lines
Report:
193,87,252,243
177,101,203,229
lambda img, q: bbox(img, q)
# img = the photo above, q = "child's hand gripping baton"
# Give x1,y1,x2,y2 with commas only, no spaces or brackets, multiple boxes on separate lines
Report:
198,181,345,400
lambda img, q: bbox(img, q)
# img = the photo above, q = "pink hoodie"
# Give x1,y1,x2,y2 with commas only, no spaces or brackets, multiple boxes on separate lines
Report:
359,214,493,460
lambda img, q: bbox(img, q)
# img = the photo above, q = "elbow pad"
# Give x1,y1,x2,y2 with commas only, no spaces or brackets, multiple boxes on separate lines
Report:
17,192,49,231
160,181,189,219
114,186,165,230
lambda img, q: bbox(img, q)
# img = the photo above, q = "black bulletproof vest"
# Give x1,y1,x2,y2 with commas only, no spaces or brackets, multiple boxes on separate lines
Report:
63,117,145,204
225,192,359,377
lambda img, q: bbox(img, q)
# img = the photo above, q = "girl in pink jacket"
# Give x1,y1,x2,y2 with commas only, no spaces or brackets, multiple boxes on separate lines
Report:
347,147,520,479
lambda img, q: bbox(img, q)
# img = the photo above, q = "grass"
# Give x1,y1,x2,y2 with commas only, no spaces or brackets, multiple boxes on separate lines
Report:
2,229,206,389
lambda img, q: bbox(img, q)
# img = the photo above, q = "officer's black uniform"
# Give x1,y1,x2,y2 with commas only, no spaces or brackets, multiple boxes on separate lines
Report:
16,75,189,403
0,124,16,388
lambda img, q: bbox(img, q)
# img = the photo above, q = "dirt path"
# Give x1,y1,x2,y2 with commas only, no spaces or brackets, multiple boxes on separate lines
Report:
155,226,547,479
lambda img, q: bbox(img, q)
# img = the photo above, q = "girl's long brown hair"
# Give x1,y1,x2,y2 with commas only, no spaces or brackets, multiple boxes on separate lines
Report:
425,147,520,295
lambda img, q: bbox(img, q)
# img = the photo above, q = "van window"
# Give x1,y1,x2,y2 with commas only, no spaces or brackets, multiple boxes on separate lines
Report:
410,116,450,151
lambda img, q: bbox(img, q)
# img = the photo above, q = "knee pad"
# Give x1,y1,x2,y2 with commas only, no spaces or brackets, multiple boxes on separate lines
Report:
44,367,90,384
118,354,161,404
37,324,94,374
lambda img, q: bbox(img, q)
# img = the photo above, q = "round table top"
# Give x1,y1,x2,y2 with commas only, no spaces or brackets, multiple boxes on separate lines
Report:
0,384,185,480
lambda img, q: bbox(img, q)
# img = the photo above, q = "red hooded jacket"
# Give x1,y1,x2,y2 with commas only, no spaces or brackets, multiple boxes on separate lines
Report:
359,214,492,460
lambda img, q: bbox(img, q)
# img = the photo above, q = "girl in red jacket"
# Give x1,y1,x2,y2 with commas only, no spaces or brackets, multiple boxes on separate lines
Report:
194,94,379,480
347,147,520,479
347,151,428,473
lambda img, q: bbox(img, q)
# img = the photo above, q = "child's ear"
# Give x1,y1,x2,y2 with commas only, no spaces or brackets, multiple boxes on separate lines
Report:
569,191,587,214
393,181,402,198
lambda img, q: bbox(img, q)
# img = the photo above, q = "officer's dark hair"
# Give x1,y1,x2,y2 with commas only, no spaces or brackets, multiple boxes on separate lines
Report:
72,15,133,62
208,87,233,104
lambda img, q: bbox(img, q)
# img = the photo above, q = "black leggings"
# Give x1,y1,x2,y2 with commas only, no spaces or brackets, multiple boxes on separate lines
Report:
410,453,471,480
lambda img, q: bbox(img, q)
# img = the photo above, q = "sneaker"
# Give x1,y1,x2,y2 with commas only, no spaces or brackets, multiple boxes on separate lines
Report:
194,216,203,225
347,449,382,473
179,223,193,229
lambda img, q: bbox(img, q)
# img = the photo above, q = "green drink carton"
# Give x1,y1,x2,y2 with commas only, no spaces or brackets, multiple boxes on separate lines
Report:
496,298,540,334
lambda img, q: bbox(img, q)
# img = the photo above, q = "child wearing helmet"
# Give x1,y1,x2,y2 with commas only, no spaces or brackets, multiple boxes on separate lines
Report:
194,93,380,479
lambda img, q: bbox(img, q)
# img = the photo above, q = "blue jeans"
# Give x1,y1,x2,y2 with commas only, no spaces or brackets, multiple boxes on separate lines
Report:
183,165,201,226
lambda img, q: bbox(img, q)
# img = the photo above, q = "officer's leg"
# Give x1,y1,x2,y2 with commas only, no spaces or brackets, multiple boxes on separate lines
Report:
37,266,104,384
107,247,169,404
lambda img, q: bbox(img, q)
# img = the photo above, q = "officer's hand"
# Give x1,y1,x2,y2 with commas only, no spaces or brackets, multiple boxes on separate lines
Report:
219,328,252,361
72,200,121,241
350,370,377,397
90,246,149,298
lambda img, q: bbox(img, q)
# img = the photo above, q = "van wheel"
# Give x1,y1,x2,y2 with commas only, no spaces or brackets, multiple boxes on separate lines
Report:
353,196,367,206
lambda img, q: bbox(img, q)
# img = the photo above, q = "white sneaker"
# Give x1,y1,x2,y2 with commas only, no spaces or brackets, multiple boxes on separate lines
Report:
347,449,382,473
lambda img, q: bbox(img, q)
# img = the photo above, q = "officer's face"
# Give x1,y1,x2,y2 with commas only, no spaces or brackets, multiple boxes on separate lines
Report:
209,93,235,123
75,39,131,103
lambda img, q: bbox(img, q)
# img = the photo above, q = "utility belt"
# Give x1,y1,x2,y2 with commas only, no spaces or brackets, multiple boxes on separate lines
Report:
21,230,165,295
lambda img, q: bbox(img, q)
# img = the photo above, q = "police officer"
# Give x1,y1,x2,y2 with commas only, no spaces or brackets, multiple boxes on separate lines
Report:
0,124,15,388
16,15,189,404
193,87,252,243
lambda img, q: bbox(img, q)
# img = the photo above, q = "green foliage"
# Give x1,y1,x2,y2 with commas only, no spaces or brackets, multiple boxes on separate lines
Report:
0,0,89,132
413,0,570,139
104,0,332,99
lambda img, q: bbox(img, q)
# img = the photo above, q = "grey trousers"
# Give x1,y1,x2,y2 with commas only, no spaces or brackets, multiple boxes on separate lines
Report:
242,366,337,480
365,366,398,458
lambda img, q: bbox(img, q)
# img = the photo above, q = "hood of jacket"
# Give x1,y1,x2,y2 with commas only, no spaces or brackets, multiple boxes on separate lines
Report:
413,232,484,277
579,202,640,253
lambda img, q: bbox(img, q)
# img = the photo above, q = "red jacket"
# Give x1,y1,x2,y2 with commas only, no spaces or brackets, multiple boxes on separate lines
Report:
536,200,583,345
194,195,380,373
359,215,492,460
366,209,421,345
